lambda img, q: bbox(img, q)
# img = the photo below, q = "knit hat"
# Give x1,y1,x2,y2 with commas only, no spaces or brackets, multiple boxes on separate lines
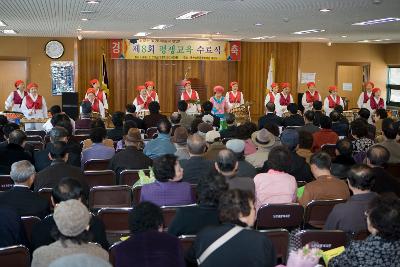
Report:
86,88,96,95
226,139,245,153
307,82,315,88
206,130,221,143
172,127,188,144
251,128,275,148
15,80,24,88
27,82,38,90
90,79,99,85
53,199,91,237
125,128,143,143
202,114,214,124
328,85,337,92
136,85,146,91
280,129,299,151
372,88,381,95
213,85,224,94
281,82,290,89
198,122,213,134
144,81,155,88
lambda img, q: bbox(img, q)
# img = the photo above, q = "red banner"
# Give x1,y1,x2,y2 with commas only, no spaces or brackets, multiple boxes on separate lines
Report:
229,41,241,61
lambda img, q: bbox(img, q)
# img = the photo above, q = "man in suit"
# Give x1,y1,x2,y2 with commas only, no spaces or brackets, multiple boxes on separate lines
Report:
258,102,283,129
377,118,400,164
358,108,376,140
34,141,89,199
107,111,124,141
177,100,195,131
0,160,49,218
330,110,349,137
283,103,305,127
124,104,144,129
0,207,29,248
180,134,214,184
313,100,324,127
297,110,320,134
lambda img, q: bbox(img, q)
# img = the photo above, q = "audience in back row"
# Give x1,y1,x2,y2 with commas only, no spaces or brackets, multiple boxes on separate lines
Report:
330,110,349,137
82,119,114,150
143,101,168,130
124,104,144,129
258,102,283,129
283,103,305,127
107,111,124,141
81,126,115,169
220,113,237,139
177,100,195,131
331,138,356,178
144,119,176,159
312,100,324,127
298,110,320,134
312,115,338,152
358,108,376,139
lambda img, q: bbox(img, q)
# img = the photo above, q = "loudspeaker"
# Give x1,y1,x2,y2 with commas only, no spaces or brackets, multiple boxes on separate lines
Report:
62,92,79,120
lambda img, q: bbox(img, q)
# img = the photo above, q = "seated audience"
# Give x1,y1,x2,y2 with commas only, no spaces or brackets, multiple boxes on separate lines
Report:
113,202,185,267
109,128,152,178
258,102,283,129
351,118,375,154
330,110,349,137
254,146,297,211
75,101,93,129
215,149,255,194
264,123,281,140
190,117,203,135
296,130,313,163
299,152,350,206
0,129,32,174
168,174,228,236
81,127,115,169
236,122,258,155
143,101,168,130
200,101,220,129
172,126,190,160
331,138,356,178
358,108,376,139
140,154,194,206
177,100,195,130
107,111,124,141
325,164,377,235
42,105,62,133
204,130,225,161
329,195,400,267
333,105,349,125
312,100,324,127
298,110,320,134
283,103,305,127
312,115,338,152
220,113,237,138
188,190,276,267
48,254,111,267
245,128,276,168
144,119,177,159
31,199,108,266
373,108,388,137
196,122,213,138
115,120,137,150
377,118,400,163
82,119,114,150
170,112,181,135
124,104,144,129
51,114,81,154
180,134,214,184
0,123,35,158
31,178,109,251
0,207,29,248
226,139,257,178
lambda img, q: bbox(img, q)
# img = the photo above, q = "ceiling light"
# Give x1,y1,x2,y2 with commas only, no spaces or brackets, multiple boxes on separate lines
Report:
319,8,331,12
251,36,276,40
134,32,150,37
383,39,391,41
176,11,210,20
254,23,263,26
292,29,325,35
86,0,100,3
357,40,371,43
2,29,17,34
215,32,222,35
0,20,7,27
150,24,173,30
81,18,89,21
81,10,95,14
373,39,383,42
341,35,348,38
352,17,400,26
77,28,82,31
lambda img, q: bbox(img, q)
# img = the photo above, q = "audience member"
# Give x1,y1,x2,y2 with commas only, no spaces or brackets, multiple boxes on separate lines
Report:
220,113,237,138
298,152,350,206
188,190,276,267
204,130,225,161
358,108,376,139
298,110,320,134
143,101,168,130
168,174,228,236
296,130,313,163
196,122,213,138
236,122,258,155
0,207,29,248
171,126,190,160
226,139,257,178
144,119,176,159
245,128,276,168
331,138,356,178
113,202,185,267
81,127,115,168
140,154,194,206
351,118,375,154
82,119,114,150
283,103,305,127
177,100,195,130
51,114,81,155
0,129,32,174
258,102,283,129
329,195,400,267
378,118,400,163
170,112,181,135
31,199,108,267
107,111,124,141
254,146,297,211
115,120,137,150
264,123,281,139
180,134,213,184
200,101,220,128
31,178,109,251
0,122,35,157
330,110,349,137
75,101,93,129
312,100,324,127
0,160,49,218
49,254,111,267
373,108,388,136
190,117,203,134
312,115,338,152
325,164,377,235
333,105,349,125
124,104,144,129
43,105,62,132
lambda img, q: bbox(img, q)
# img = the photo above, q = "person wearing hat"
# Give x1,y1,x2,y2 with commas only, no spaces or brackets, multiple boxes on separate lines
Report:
204,130,225,161
210,85,230,119
275,82,294,117
357,81,374,109
264,82,280,107
145,80,159,102
323,85,344,116
31,199,109,267
133,85,154,113
245,128,276,168
366,88,386,115
226,81,244,109
301,82,321,112
85,78,109,110
197,122,213,138
180,80,201,114
5,79,27,112
82,88,105,118
226,139,257,178
21,82,48,130
172,126,190,160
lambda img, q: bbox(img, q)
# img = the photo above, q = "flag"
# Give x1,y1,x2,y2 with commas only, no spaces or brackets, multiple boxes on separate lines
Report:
99,53,110,96
266,55,275,94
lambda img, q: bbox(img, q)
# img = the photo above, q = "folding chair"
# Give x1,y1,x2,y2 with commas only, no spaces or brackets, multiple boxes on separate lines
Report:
75,129,91,135
259,229,289,264
26,135,43,142
89,185,132,211
0,245,30,267
97,208,132,244
71,134,89,144
38,188,54,211
0,175,14,191
132,186,142,206
25,130,46,138
294,230,347,251
161,205,197,229
108,241,122,267
119,169,150,186
303,199,346,229
178,235,196,254
256,203,304,230
83,159,111,171
21,216,41,243
84,170,116,188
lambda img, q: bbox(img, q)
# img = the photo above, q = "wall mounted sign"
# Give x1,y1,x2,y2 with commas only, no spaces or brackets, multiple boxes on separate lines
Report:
51,61,74,96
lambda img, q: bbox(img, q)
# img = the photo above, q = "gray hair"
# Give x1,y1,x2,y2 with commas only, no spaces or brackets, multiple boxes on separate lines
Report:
10,160,35,183
187,134,207,155
50,126,69,143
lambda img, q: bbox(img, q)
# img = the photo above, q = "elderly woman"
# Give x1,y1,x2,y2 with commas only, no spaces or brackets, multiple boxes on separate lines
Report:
329,195,400,267
350,118,375,154
21,82,48,130
82,87,105,118
140,154,194,206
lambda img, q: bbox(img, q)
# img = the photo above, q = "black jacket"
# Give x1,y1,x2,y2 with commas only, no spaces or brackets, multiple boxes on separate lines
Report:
283,114,305,127
180,156,214,184
0,143,33,174
331,155,355,179
331,122,349,137
0,207,29,249
107,126,124,141
125,114,144,129
34,143,80,171
371,167,400,197
109,147,153,180
258,113,283,129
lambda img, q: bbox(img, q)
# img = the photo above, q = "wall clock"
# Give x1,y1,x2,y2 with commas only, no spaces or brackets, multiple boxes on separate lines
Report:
45,40,64,59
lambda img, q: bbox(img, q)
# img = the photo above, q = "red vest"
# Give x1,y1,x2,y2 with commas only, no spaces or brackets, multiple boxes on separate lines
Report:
369,96,384,110
228,91,241,103
305,90,319,103
279,93,291,106
363,91,370,104
182,90,198,101
328,95,341,108
95,90,104,104
84,99,100,113
25,95,42,109
13,90,27,105
148,90,157,100
136,95,153,109
268,92,275,104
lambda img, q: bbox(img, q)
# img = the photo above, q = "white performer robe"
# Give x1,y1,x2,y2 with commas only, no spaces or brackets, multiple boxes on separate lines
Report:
323,95,344,116
275,93,294,117
4,90,26,112
85,89,108,110
225,91,244,109
180,90,200,115
21,94,48,130
357,91,372,109
301,91,321,112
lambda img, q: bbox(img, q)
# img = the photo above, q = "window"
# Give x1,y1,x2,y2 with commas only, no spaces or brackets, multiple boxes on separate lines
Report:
387,66,400,106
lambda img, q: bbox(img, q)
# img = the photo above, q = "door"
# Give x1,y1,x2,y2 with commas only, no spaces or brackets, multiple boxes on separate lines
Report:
0,60,28,109
337,65,364,110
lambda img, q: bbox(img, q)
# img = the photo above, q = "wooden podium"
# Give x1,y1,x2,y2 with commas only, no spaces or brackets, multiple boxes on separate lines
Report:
175,78,207,109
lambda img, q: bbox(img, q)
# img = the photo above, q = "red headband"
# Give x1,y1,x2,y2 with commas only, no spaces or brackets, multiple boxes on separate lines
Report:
281,82,290,88
328,85,337,92
86,88,96,95
15,80,24,88
213,85,224,93
27,83,38,90
90,79,99,85
372,88,381,95
145,81,155,88
307,82,315,88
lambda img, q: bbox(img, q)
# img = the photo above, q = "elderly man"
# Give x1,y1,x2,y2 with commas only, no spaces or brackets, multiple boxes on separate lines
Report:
0,129,32,174
258,102,283,129
144,119,177,159
177,100,195,131
377,118,400,163
0,160,49,218
204,130,225,161
226,139,257,178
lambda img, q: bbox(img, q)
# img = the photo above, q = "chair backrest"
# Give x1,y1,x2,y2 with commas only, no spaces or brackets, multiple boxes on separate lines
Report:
385,163,400,178
75,129,91,135
132,186,142,206
119,169,150,186
83,159,111,171
178,235,196,254
84,170,116,188
97,208,132,244
38,188,54,211
21,216,41,243
108,241,122,267
161,205,196,228
25,130,46,138
89,185,132,210
26,135,43,142
295,230,347,251
146,127,158,139
27,141,44,151
0,175,14,191
321,144,337,160
256,204,304,230
259,229,289,264
71,134,90,144
0,245,30,267
303,199,346,229
44,135,51,145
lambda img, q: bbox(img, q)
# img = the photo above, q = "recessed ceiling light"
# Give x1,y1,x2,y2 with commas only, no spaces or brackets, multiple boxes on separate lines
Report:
383,39,391,41
319,8,331,12
373,39,383,42
357,40,371,43
150,24,173,30
0,20,7,27
352,17,400,26
215,32,222,35
86,0,99,3
134,32,150,37
81,18,89,21
176,11,210,20
341,35,348,38
77,28,82,31
254,23,263,26
81,10,95,14
2,29,17,34
292,29,325,35
251,36,276,40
